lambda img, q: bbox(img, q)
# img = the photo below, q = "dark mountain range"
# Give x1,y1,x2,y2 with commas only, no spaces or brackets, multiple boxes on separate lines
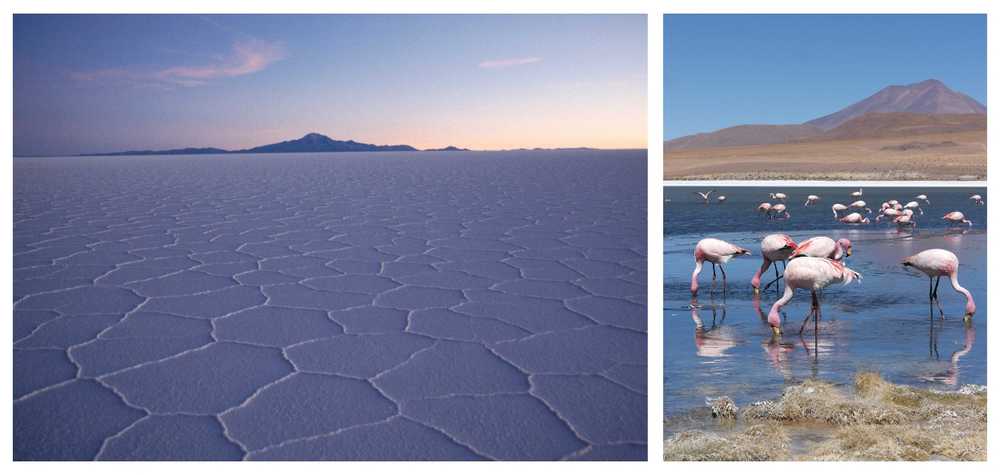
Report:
665,79,986,151
82,133,429,156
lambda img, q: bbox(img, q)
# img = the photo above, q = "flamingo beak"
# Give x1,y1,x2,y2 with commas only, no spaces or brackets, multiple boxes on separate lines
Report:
753,287,760,295
771,326,782,336
964,313,974,323
846,248,852,257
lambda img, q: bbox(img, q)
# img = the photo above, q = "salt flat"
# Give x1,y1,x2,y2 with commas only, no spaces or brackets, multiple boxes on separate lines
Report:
13,150,647,461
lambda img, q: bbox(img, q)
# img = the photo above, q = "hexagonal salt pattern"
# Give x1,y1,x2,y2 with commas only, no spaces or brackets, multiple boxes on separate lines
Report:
13,151,646,460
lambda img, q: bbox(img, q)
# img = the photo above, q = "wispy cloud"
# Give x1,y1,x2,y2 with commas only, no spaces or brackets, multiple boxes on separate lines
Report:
478,57,542,70
71,39,284,88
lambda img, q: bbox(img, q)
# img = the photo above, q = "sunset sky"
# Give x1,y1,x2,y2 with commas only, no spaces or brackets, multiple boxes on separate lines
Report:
665,14,986,139
14,15,646,156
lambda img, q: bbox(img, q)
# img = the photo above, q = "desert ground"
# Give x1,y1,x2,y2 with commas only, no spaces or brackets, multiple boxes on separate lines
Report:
664,130,985,181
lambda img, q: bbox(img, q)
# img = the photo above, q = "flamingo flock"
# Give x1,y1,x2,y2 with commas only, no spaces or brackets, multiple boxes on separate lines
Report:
686,188,982,336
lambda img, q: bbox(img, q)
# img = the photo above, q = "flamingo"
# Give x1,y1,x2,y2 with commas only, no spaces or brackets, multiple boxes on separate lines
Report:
902,249,976,320
894,213,916,229
717,195,727,203
888,199,900,207
876,208,901,222
770,192,787,202
943,211,973,227
831,203,848,219
691,238,751,296
849,200,872,214
850,188,863,199
904,201,923,215
804,195,820,206
840,212,870,224
880,202,890,212
758,202,772,214
751,234,797,294
693,190,715,204
969,194,984,206
915,194,930,205
771,203,790,220
766,257,862,335
790,236,851,261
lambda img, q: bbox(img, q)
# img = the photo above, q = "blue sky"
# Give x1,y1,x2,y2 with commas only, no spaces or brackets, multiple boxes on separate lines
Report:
664,14,986,139
14,15,646,156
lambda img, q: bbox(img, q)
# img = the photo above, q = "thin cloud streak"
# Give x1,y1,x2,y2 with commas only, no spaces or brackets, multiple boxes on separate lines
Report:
478,57,542,69
71,39,284,88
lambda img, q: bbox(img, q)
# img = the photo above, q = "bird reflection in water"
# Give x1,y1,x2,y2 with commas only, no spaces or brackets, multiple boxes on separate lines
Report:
690,295,741,358
922,305,976,387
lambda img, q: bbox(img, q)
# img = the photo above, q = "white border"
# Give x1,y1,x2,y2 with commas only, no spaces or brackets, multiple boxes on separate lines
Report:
2,0,998,472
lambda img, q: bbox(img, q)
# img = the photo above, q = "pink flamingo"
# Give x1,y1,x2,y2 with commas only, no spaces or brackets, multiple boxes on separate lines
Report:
849,200,871,214
894,213,916,229
902,249,976,320
766,257,862,335
770,203,790,220
969,194,984,206
831,203,848,219
758,202,772,215
943,211,973,227
839,212,870,224
691,238,751,296
751,234,798,294
804,195,820,206
904,201,923,215
876,208,901,222
790,236,852,261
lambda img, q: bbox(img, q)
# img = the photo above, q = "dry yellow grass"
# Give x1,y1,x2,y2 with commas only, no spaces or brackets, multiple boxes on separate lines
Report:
663,373,987,461
663,130,985,181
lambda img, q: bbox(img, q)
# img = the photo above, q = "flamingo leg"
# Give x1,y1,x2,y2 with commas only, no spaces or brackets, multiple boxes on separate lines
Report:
933,276,941,299
720,265,727,286
711,263,717,282
928,276,934,300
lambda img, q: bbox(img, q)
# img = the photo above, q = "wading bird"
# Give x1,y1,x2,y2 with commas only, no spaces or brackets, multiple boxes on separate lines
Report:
691,238,751,296
902,249,976,321
877,208,901,222
751,234,798,294
789,236,852,261
767,257,862,335
693,190,715,204
916,194,930,205
894,213,916,229
771,203,790,220
770,192,787,202
717,195,727,203
969,194,984,206
943,211,973,227
831,203,848,219
804,195,820,206
758,202,772,215
849,200,871,214
840,212,870,224
851,188,863,199
904,201,923,215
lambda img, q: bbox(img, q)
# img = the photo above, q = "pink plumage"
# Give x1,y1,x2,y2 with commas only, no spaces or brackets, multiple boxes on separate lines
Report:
690,238,751,295
903,249,976,318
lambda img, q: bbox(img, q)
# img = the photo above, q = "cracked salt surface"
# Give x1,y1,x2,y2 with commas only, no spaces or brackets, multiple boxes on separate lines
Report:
13,150,647,460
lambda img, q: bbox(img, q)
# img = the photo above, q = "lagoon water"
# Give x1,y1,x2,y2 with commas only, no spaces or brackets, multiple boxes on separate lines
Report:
663,187,987,423
14,151,647,461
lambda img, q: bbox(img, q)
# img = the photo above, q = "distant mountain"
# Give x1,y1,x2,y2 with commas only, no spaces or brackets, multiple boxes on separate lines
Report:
236,133,417,153
665,79,986,151
80,133,426,157
664,124,822,151
423,146,471,152
82,147,228,157
808,112,986,142
806,79,986,130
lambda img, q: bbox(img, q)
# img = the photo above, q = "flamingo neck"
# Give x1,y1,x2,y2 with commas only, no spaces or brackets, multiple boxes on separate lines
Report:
751,259,771,289
691,260,703,295
767,284,794,329
951,272,976,315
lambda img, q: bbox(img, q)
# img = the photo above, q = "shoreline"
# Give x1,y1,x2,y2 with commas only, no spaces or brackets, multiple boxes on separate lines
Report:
663,372,986,461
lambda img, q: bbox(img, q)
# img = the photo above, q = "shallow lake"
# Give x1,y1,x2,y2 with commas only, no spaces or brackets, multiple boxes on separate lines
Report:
664,186,987,421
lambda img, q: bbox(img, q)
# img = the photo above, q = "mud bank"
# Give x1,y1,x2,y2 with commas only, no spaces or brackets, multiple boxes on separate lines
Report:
664,373,986,461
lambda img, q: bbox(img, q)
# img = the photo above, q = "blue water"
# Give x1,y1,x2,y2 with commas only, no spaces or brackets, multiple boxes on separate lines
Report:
664,186,987,419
